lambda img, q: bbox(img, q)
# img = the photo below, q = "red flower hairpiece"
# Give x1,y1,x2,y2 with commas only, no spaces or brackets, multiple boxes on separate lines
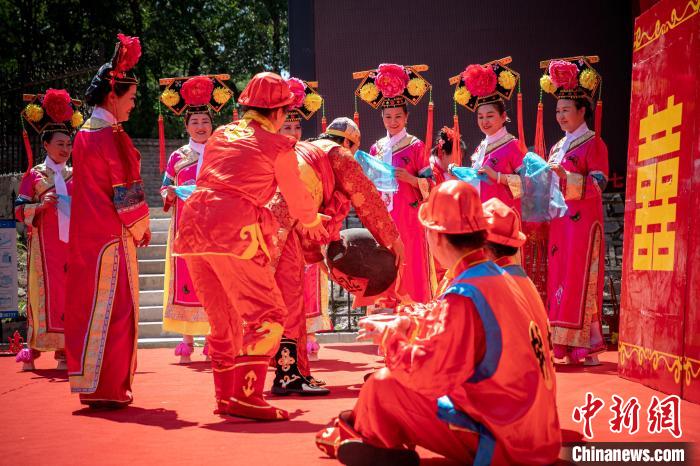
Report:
548,60,579,90
115,33,141,74
462,64,497,97
181,76,214,106
375,64,409,98
286,78,306,108
42,89,73,122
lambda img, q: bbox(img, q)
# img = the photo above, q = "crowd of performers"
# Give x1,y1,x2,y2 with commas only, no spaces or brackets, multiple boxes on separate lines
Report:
15,34,609,465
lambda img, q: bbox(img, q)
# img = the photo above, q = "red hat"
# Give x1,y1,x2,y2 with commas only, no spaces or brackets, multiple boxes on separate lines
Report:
238,72,296,109
418,180,489,234
482,198,526,247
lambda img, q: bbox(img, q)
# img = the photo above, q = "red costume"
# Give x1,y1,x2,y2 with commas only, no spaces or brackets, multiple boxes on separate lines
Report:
316,181,560,465
173,72,324,421
15,90,82,370
65,35,150,408
271,122,399,393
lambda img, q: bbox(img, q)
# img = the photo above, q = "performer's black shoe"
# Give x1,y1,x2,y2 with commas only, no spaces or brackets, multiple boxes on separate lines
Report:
272,338,330,396
337,440,420,466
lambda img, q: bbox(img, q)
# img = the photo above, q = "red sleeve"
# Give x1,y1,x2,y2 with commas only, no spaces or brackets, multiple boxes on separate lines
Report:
329,146,399,247
380,294,485,398
510,140,526,173
103,131,150,240
274,142,321,227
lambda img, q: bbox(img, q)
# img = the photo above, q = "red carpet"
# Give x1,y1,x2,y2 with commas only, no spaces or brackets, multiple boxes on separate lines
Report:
0,345,697,465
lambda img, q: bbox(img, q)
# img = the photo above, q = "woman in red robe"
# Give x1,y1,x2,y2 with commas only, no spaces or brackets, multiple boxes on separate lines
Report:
65,35,151,408
15,90,83,371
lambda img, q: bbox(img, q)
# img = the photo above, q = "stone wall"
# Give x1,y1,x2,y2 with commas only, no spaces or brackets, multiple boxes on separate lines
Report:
0,173,22,220
132,138,187,207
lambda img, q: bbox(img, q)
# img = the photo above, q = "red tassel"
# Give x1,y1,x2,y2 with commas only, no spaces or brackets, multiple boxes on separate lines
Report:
233,107,239,122
321,115,327,133
517,92,527,152
594,100,603,137
22,129,34,176
534,102,546,158
423,101,434,162
158,114,166,172
452,113,461,166
353,111,360,129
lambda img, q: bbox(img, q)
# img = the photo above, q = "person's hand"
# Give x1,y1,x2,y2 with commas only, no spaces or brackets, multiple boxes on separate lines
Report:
165,185,177,202
477,165,498,182
389,237,405,267
36,192,58,213
394,168,418,187
548,163,567,178
137,228,151,248
357,318,389,344
299,214,331,242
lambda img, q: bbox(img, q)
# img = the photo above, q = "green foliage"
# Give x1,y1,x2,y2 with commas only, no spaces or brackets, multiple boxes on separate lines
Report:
1,0,289,138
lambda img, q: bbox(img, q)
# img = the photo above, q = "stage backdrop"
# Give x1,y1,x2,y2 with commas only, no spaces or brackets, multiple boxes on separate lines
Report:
289,0,634,190
618,0,700,403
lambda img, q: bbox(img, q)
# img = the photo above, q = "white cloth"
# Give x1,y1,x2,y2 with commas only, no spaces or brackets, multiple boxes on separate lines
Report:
549,122,589,164
91,107,117,124
472,126,508,170
380,129,408,212
191,139,206,178
44,157,70,243
549,122,590,189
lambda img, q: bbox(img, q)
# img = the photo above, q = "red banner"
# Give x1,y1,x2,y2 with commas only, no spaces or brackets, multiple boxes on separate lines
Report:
619,0,700,402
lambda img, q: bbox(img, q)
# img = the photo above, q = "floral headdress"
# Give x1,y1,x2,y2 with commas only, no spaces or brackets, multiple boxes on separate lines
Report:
159,74,233,116
437,126,457,152
354,63,431,109
284,78,324,122
533,55,602,157
450,57,519,112
20,89,82,173
539,56,601,102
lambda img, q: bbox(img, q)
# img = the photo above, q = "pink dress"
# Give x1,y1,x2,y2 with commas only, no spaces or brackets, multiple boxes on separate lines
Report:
469,132,524,207
160,144,209,336
370,134,433,304
15,164,72,353
546,130,608,356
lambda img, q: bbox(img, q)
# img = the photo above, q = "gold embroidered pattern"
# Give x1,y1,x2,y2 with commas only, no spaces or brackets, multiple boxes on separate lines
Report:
619,340,700,386
633,0,700,52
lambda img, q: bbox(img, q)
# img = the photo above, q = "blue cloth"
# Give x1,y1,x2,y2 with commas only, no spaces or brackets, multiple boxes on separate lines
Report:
450,166,490,191
174,185,196,201
56,194,71,218
520,152,567,222
354,150,398,193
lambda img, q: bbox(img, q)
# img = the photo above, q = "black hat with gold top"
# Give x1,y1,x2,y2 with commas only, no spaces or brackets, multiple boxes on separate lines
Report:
20,89,83,174
451,57,520,112
353,63,431,109
159,74,233,116
285,77,323,122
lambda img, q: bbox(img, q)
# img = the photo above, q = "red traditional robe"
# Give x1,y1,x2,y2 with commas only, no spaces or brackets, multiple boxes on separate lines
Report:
270,139,399,376
15,164,73,353
65,114,150,405
352,250,560,464
546,128,608,356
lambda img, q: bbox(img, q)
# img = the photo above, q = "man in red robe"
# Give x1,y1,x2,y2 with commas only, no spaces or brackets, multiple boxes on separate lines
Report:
173,72,328,421
270,117,404,395
315,181,560,465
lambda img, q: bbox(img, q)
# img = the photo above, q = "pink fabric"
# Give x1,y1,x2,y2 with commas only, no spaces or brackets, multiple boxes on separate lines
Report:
370,137,432,304
174,342,194,357
16,166,72,337
16,348,33,363
303,264,322,321
162,148,201,305
547,137,608,330
473,137,525,209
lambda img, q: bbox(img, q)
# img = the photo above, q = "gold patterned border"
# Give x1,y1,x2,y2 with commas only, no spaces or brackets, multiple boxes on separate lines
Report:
619,340,700,387
633,0,700,52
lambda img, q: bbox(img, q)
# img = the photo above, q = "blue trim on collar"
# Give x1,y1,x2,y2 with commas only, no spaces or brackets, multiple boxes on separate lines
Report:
503,264,528,278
